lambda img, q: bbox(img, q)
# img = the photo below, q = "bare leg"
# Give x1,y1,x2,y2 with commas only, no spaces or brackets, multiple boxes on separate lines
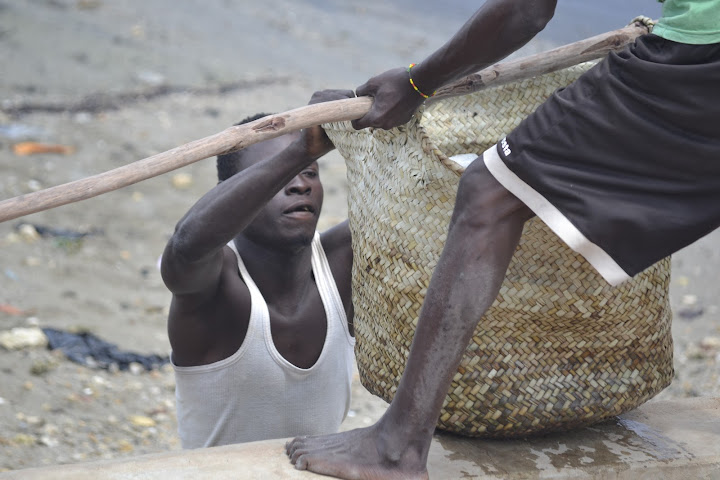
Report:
287,158,533,479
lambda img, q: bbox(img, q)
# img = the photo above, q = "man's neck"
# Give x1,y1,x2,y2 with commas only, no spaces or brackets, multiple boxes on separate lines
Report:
233,235,315,310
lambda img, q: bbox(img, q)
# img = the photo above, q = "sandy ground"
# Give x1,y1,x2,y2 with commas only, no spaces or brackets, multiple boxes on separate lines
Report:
0,0,718,473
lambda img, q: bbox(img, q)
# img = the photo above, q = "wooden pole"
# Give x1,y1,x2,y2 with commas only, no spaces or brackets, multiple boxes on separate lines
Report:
430,23,648,101
0,23,647,224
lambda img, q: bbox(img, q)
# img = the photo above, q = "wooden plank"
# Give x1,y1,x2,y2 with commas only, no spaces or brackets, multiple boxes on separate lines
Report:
2,397,719,479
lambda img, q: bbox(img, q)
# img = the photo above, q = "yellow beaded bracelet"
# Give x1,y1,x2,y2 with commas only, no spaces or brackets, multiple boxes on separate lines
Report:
407,63,435,99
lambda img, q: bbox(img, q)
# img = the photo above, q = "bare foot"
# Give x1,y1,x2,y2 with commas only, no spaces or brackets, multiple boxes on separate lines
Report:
285,422,429,480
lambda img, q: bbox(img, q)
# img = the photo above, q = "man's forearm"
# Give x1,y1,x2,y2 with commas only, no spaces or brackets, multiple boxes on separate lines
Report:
411,0,556,94
169,141,315,263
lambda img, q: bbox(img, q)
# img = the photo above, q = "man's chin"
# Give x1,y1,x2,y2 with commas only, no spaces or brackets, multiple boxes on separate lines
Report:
241,220,317,252
268,223,316,251
286,230,315,249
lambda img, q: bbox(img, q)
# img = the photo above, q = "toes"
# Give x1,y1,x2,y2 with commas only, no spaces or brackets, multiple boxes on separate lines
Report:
286,435,308,456
290,448,309,463
294,455,355,480
286,432,363,465
285,439,296,456
294,454,308,470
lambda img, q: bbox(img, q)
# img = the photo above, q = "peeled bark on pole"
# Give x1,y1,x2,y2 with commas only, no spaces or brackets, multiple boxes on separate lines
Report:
0,23,648,224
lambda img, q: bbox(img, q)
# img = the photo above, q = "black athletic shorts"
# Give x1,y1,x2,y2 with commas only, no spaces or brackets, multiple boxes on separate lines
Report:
483,34,720,285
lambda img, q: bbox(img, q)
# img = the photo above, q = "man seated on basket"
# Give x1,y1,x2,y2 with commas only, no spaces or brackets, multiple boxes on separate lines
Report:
160,90,357,448
287,0,720,478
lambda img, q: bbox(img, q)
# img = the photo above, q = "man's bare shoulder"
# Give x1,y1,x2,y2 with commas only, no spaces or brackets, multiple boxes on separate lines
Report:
319,220,351,253
168,245,247,311
168,245,252,366
319,221,353,316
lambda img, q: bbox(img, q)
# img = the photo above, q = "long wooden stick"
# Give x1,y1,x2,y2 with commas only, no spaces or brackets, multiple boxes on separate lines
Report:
0,23,647,223
431,22,647,101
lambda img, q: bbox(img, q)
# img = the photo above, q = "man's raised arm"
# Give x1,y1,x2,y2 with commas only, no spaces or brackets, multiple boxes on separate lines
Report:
161,94,347,299
353,0,557,130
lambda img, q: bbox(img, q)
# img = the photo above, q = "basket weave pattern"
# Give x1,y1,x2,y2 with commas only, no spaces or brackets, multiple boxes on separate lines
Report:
324,63,673,437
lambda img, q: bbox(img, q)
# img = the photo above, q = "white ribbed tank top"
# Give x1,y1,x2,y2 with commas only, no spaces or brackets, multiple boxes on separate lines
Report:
173,232,355,448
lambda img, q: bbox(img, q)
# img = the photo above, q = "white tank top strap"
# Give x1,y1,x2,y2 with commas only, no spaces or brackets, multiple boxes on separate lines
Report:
226,241,268,344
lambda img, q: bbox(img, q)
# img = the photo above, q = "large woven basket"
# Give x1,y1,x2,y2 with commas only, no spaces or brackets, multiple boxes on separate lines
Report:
324,62,673,438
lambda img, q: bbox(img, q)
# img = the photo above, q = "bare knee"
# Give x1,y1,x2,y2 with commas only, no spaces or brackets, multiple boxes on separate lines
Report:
451,156,533,230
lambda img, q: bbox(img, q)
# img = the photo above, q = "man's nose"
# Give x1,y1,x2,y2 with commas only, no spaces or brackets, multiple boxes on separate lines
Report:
286,175,311,194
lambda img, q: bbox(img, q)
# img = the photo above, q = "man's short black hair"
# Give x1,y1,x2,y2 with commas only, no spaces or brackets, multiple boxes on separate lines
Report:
216,113,274,181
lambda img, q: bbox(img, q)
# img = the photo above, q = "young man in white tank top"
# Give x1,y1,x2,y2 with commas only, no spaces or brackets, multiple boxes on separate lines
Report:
160,90,356,448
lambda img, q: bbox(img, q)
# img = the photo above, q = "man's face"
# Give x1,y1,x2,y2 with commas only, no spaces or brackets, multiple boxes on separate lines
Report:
240,134,324,250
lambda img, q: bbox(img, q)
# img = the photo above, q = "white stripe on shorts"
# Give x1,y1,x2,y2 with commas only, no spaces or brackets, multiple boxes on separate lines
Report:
482,145,631,286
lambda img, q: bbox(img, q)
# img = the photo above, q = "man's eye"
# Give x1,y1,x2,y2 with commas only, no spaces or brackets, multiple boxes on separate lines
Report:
304,171,318,178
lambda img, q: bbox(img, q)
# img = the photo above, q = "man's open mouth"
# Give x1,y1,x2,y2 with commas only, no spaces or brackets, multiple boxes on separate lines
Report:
283,204,315,214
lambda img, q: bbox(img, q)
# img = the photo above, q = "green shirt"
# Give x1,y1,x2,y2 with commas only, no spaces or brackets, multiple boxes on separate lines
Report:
653,0,720,44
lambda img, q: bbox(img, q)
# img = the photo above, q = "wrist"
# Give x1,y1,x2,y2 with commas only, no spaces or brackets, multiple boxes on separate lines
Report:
406,63,437,100
289,136,327,164
287,138,313,161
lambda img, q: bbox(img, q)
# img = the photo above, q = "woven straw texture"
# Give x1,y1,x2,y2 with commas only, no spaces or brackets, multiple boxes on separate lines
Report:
323,62,673,438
